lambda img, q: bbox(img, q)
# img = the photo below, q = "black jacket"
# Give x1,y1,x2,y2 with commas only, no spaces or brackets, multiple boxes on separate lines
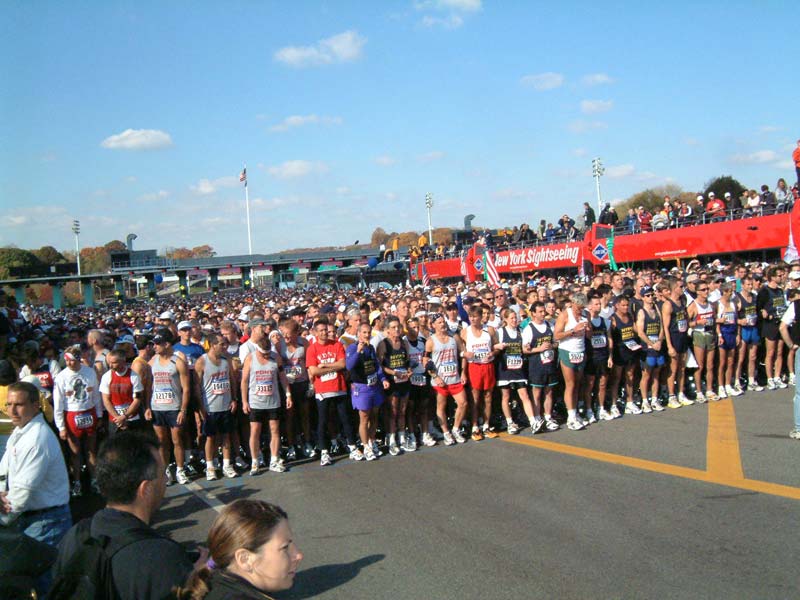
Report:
205,570,277,600
54,508,193,600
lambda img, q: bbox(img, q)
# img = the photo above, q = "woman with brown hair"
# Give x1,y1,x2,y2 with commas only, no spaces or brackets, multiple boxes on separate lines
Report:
176,499,303,599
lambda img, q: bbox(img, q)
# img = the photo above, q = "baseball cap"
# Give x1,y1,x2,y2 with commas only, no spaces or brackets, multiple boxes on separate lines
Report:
249,317,268,327
724,192,731,198
709,192,715,197
152,327,174,344
640,286,654,295
686,273,700,283
696,195,704,201
369,310,383,325
789,271,800,280
115,334,136,347
159,311,175,321
177,320,192,331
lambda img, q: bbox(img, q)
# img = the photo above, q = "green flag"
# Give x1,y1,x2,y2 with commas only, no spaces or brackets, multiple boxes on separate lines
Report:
607,229,618,271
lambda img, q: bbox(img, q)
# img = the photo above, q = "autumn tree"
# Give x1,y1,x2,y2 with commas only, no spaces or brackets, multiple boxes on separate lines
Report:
616,184,685,216
370,227,390,247
191,244,215,258
32,246,66,265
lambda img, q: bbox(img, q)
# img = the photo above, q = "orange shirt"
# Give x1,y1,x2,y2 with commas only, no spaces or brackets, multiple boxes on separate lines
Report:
793,146,800,168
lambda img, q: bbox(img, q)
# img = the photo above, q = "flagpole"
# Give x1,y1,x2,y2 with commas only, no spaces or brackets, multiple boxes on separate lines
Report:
244,164,253,255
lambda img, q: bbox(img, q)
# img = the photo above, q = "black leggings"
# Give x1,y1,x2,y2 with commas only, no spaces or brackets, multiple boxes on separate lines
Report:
316,395,355,451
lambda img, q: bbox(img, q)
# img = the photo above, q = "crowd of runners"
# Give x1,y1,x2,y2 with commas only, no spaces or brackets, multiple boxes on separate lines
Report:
1,256,799,495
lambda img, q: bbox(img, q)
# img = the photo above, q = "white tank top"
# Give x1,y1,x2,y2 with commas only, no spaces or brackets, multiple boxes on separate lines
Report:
465,327,493,364
558,307,586,353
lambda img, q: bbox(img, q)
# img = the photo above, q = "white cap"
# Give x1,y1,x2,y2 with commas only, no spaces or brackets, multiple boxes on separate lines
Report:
159,311,175,320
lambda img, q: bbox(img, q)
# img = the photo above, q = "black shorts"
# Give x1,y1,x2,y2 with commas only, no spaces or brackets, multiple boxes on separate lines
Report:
152,410,181,429
612,349,636,367
408,384,431,405
387,382,411,398
108,417,148,436
529,371,559,388
668,332,689,354
289,381,310,401
249,407,281,424
497,380,528,390
760,320,780,342
203,411,235,436
585,359,608,377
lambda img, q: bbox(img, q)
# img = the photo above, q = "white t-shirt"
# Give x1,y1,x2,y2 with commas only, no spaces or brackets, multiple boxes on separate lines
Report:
781,302,796,326
99,368,144,395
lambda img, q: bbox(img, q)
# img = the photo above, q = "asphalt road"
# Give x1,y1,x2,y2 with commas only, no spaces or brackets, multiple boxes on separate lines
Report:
75,387,800,599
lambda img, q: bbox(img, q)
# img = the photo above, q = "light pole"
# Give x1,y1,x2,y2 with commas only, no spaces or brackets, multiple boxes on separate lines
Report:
425,192,433,247
72,219,82,294
592,157,605,217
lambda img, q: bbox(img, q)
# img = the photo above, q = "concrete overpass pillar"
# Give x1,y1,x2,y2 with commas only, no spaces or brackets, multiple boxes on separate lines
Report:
209,269,220,295
83,280,95,307
241,266,252,291
13,285,25,306
51,283,64,310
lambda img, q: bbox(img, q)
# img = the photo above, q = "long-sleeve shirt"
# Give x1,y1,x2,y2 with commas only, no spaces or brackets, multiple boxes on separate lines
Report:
53,365,101,431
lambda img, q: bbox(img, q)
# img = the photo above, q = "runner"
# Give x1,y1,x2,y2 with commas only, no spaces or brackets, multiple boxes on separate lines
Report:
346,322,390,460
688,282,718,402
53,344,102,496
554,293,589,430
99,348,145,435
757,266,788,390
241,336,291,475
425,312,469,445
735,275,762,392
522,301,559,432
635,286,665,413
280,319,312,461
584,292,614,421
377,316,413,455
194,333,238,480
461,304,498,440
494,308,531,434
661,277,693,408
716,283,742,398
148,327,192,485
609,295,641,416
405,316,436,447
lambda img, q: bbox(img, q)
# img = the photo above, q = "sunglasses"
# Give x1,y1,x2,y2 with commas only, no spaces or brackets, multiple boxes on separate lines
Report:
697,287,709,292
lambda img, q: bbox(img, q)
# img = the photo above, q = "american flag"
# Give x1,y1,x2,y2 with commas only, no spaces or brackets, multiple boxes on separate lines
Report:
239,168,247,185
459,249,467,279
484,248,499,289
421,262,430,288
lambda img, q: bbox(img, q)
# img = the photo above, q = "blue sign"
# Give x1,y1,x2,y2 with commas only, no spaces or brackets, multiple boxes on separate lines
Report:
592,243,608,261
473,258,483,272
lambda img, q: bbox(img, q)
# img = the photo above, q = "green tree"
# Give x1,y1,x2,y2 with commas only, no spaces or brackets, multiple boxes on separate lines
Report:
616,184,684,216
32,245,66,265
703,176,747,205
0,248,43,279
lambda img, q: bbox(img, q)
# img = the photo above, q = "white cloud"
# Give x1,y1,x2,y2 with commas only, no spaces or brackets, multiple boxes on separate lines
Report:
274,30,366,67
252,196,290,210
758,125,781,134
605,164,635,179
266,160,329,179
572,148,587,157
190,176,239,195
417,151,445,162
269,114,343,132
1,215,30,227
520,72,564,91
100,128,173,150
419,0,482,10
138,190,169,202
775,159,794,170
567,120,608,133
582,73,614,86
730,150,779,164
374,155,396,167
580,99,613,114
421,14,464,28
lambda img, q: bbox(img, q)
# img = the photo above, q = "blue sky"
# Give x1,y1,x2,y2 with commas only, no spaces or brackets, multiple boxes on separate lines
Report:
1,1,796,257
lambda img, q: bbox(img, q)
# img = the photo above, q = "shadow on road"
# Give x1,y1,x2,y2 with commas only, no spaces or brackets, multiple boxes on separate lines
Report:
280,554,385,599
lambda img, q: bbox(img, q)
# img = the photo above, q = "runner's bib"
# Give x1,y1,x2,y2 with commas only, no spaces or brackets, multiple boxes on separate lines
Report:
75,412,94,429
211,381,229,395
624,339,642,351
440,362,458,377
590,335,607,348
569,351,585,364
393,368,409,383
256,383,273,397
677,319,688,333
366,373,378,386
541,349,554,364
153,389,175,405
411,374,426,386
320,371,337,382
506,356,523,370
286,365,303,382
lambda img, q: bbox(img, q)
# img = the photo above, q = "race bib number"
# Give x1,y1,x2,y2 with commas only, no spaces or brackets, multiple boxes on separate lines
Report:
746,314,757,327
411,374,427,386
286,366,303,381
624,339,642,351
473,351,490,363
256,383,273,397
569,351,585,364
541,349,554,364
211,381,229,395
113,403,130,416
366,373,378,386
591,335,607,349
677,319,688,333
506,356,523,370
320,371,337,382
648,335,659,343
393,368,410,382
153,390,174,405
440,363,458,377
75,413,94,429
723,313,736,325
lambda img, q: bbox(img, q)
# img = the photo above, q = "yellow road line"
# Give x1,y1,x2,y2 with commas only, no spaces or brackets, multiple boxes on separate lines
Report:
498,434,800,501
706,399,744,480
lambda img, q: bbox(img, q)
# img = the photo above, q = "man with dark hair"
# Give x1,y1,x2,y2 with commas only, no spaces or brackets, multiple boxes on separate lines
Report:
1,381,71,545
53,432,195,599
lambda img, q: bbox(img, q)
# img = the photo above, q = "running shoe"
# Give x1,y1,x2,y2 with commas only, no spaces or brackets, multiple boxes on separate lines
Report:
566,417,585,431
789,430,800,440
422,432,437,447
598,407,614,421
429,427,445,441
706,391,719,402
694,392,707,403
579,414,590,427
484,429,500,439
747,381,764,392
641,399,652,414
234,456,248,470
453,429,467,444
667,395,681,409
531,418,545,433
249,464,260,477
372,441,383,457
624,402,642,415
726,385,743,397
389,442,401,456
767,378,778,391
364,446,378,461
330,439,341,454
544,417,560,431
507,422,521,435
222,465,238,479
176,468,190,485
304,442,316,458
206,468,219,481
610,404,622,419
717,386,728,399
349,447,364,461
286,446,297,461
776,378,788,389
678,393,694,406
471,428,483,442
269,459,286,473
70,480,82,498
789,373,796,386
586,410,598,424
165,467,176,486
404,434,417,452
258,455,267,468
443,431,456,446
650,398,665,412
320,450,333,466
